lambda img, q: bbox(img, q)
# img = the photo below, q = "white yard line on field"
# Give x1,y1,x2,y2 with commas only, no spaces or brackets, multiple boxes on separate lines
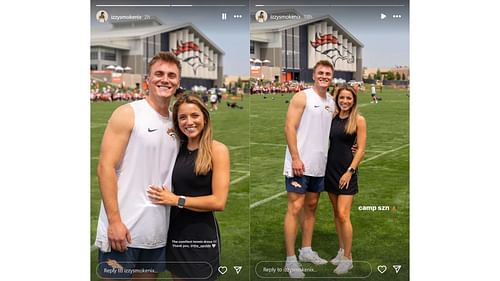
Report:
228,145,248,151
232,170,250,174
362,143,409,162
364,150,386,153
250,143,409,209
250,191,288,209
230,173,250,185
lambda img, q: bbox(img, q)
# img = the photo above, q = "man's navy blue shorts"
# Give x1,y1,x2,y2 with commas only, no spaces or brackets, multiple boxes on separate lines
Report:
285,176,325,193
97,246,166,279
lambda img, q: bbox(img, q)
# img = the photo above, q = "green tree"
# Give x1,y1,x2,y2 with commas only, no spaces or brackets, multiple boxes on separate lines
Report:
396,72,401,80
386,71,395,80
368,74,373,80
375,69,381,80
402,73,406,80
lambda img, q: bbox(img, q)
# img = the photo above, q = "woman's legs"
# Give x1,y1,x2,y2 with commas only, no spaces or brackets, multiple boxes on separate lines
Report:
336,195,354,259
328,193,344,250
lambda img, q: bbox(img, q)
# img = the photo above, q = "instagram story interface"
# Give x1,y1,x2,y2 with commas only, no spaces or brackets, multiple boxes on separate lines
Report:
250,0,409,280
91,0,249,280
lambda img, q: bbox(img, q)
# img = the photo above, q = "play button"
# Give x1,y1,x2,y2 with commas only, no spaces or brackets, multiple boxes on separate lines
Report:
380,13,387,20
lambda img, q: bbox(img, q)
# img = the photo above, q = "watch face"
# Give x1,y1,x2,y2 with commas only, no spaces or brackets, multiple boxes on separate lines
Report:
178,197,186,208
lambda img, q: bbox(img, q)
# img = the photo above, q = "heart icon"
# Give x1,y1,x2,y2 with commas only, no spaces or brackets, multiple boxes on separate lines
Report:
218,266,228,275
377,265,387,274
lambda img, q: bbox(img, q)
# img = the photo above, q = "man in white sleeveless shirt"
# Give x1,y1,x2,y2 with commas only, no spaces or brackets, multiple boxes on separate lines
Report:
95,52,181,280
283,60,335,278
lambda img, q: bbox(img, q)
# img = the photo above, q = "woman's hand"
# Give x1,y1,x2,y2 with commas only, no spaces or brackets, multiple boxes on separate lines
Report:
147,185,177,206
339,172,352,189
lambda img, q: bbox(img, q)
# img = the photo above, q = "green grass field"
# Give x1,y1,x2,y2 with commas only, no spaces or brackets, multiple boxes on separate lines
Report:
249,89,409,280
91,88,409,281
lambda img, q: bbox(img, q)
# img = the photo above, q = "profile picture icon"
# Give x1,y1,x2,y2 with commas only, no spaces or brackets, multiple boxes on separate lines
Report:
96,10,109,23
255,10,268,23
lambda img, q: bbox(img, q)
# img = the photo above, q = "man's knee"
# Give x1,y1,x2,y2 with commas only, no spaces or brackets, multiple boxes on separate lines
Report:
304,195,319,213
287,198,304,216
304,203,318,215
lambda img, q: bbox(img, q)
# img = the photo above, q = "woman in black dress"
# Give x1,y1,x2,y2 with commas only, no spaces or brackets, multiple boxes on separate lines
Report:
147,94,230,280
325,85,366,275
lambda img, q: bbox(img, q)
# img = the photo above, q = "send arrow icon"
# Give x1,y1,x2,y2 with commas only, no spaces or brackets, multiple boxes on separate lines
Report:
234,266,242,274
393,265,401,273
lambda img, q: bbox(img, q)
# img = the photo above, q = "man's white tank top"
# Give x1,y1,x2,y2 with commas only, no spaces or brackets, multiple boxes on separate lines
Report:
284,88,335,177
95,99,180,252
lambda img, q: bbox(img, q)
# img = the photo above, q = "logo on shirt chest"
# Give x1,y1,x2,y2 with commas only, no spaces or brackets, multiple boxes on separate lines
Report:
313,104,333,113
146,127,176,140
167,128,176,139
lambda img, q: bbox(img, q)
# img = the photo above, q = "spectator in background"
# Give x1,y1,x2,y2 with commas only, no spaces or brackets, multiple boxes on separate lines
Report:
370,84,378,104
215,86,222,104
210,91,218,111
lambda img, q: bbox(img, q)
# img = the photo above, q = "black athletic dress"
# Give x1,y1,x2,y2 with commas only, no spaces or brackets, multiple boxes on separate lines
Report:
325,115,359,195
166,143,220,280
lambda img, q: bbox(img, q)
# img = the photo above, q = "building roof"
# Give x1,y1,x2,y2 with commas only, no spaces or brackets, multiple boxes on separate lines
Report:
251,15,363,47
92,22,224,55
91,42,130,51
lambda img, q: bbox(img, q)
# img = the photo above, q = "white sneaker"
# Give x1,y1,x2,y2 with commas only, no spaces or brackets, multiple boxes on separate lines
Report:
334,257,353,275
329,249,344,265
284,261,305,278
298,249,328,265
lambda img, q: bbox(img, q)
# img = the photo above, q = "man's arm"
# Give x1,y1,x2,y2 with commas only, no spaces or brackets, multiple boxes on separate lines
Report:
284,92,306,177
97,104,134,252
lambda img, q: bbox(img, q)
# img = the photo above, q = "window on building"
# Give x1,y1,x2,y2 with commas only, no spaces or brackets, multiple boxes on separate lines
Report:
155,34,161,54
143,39,149,75
293,27,300,69
91,48,98,60
148,36,155,62
101,48,116,61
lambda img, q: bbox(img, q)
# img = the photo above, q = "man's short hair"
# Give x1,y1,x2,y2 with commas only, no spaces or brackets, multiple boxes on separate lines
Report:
148,52,182,76
313,60,334,73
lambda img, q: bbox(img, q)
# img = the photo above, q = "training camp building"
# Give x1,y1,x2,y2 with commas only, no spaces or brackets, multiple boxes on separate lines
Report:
250,10,364,83
91,18,224,90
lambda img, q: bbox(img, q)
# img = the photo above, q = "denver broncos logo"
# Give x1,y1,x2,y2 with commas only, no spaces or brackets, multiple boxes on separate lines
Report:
310,33,355,67
172,40,216,75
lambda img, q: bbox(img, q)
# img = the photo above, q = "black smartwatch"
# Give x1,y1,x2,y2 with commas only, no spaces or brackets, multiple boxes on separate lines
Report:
348,167,356,174
177,196,186,208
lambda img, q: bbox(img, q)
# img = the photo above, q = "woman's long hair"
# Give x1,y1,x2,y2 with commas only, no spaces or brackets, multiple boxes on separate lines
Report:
334,85,360,135
172,94,213,175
